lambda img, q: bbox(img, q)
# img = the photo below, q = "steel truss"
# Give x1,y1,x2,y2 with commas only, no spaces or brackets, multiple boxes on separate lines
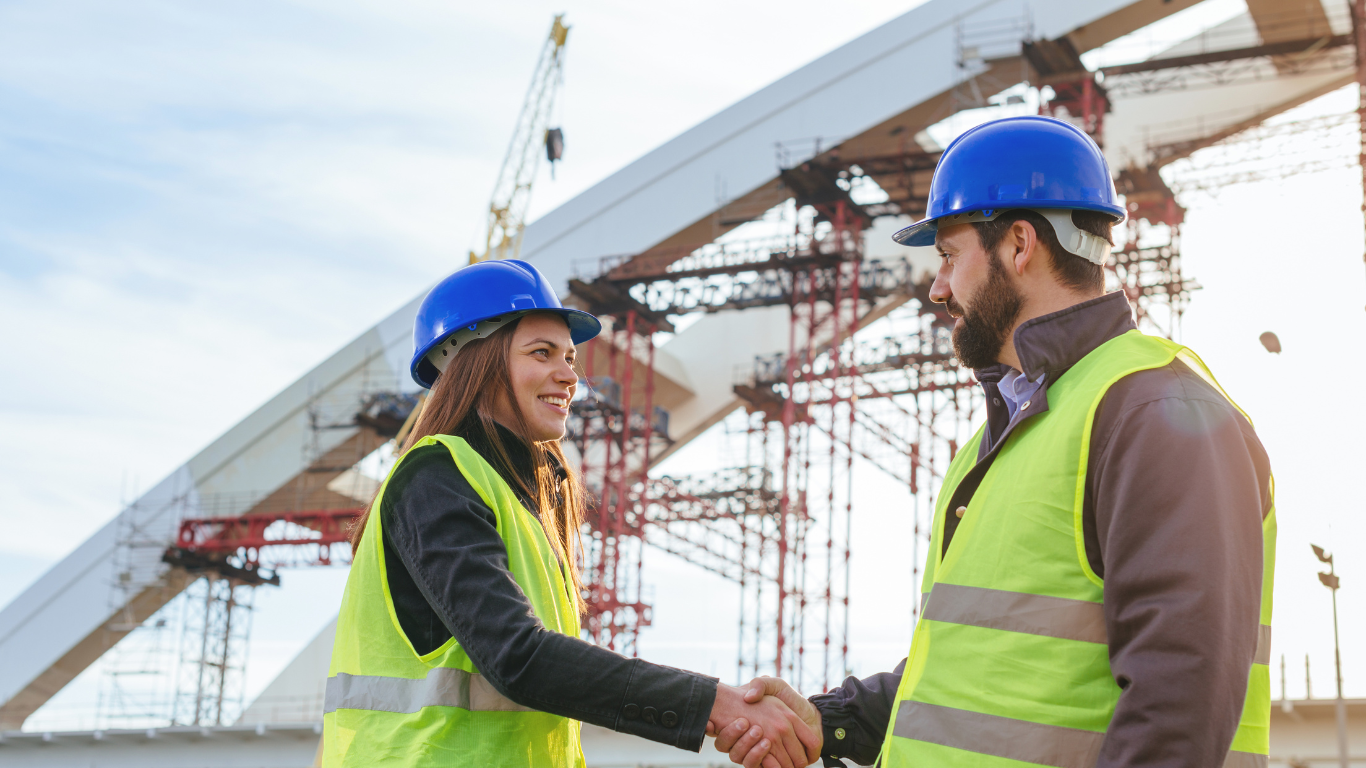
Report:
568,192,988,689
567,311,672,655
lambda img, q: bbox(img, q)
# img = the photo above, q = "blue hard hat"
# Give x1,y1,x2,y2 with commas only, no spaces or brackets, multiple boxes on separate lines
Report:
893,116,1125,247
410,259,601,388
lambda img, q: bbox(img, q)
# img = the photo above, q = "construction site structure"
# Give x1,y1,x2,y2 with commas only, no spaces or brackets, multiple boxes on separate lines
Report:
3,0,1365,740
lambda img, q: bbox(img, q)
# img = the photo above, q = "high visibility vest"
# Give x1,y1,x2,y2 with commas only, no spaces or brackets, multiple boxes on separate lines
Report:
880,331,1276,768
323,434,585,768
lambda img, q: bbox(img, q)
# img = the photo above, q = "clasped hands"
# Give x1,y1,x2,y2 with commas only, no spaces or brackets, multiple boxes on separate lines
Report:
706,676,822,768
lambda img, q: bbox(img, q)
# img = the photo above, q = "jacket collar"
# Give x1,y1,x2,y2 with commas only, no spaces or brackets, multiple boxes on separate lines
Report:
974,291,1137,384
462,421,558,507
971,291,1136,459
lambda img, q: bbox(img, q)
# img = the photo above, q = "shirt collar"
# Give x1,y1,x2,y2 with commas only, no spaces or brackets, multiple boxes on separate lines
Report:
998,369,1045,420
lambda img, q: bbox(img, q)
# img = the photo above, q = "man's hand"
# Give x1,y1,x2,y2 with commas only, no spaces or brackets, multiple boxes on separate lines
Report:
706,682,821,768
713,677,823,768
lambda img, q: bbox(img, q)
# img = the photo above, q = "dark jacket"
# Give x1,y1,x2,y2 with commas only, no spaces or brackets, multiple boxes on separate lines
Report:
379,425,718,751
810,292,1273,767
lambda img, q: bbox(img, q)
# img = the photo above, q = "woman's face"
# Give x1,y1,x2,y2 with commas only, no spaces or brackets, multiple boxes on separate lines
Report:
495,312,579,442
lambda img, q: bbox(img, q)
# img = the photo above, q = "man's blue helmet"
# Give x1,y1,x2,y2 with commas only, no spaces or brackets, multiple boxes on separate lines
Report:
893,116,1125,262
410,259,601,389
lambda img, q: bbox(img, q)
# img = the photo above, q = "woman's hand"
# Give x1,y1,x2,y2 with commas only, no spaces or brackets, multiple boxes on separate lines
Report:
712,677,823,768
706,683,821,768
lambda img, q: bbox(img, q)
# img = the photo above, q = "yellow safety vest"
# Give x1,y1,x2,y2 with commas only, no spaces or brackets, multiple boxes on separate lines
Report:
880,331,1275,768
323,434,585,768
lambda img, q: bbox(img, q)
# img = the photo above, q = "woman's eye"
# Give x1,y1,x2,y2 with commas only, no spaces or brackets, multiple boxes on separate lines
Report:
533,349,550,358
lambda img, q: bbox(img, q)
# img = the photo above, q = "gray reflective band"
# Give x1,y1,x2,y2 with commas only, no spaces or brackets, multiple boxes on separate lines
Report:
1224,751,1269,768
923,586,1271,663
894,700,1103,768
1254,624,1272,666
324,668,531,715
922,583,1107,644
895,700,1267,768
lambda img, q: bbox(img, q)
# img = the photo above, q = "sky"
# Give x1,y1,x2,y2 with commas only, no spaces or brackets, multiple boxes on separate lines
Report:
2,0,1364,731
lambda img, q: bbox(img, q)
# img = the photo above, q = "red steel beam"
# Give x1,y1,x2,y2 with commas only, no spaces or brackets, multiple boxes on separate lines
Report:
176,507,361,553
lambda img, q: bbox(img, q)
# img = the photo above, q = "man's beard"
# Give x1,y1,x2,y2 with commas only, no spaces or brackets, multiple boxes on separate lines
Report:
945,252,1024,370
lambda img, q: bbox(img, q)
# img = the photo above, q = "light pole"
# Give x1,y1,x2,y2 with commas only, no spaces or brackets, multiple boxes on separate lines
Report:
1312,544,1349,768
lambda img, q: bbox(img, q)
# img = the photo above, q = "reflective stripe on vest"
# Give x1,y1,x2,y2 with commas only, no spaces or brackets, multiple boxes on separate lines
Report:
324,669,532,715
893,701,1268,768
921,583,1272,661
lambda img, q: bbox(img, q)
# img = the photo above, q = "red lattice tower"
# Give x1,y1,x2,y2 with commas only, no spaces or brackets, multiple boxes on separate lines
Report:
568,186,981,690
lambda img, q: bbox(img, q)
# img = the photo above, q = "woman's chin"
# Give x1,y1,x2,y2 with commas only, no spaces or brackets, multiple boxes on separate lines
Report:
529,421,568,443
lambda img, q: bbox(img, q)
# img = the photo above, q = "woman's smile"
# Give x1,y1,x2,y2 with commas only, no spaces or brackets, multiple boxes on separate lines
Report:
537,393,570,413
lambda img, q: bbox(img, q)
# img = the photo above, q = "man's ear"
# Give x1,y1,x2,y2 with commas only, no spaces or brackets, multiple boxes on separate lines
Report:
1010,219,1041,276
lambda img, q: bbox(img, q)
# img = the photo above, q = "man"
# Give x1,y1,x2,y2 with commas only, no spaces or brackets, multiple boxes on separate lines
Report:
713,116,1275,767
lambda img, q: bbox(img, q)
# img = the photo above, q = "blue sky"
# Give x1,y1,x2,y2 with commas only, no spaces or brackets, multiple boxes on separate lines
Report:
3,0,1365,730
0,0,932,727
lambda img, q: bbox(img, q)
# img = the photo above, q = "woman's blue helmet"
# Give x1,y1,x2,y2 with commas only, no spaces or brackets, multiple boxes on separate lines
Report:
410,259,601,389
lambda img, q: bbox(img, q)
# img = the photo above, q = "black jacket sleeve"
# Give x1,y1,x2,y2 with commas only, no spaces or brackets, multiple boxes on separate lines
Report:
1086,366,1270,767
807,659,905,766
380,445,718,751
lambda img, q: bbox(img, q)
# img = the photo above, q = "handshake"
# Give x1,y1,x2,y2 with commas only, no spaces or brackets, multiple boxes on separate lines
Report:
705,677,822,768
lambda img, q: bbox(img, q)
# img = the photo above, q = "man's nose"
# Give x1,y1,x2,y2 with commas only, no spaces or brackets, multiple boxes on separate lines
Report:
929,262,951,305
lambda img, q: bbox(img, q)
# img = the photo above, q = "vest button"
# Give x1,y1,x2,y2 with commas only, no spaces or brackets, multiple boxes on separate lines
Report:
643,706,658,724
661,710,679,728
955,506,966,518
835,728,847,740
622,703,640,720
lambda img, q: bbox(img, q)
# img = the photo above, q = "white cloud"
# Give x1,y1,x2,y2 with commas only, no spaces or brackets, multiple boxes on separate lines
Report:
10,0,1364,729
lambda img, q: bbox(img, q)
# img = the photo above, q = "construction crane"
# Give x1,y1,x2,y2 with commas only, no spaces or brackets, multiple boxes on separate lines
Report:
470,14,570,265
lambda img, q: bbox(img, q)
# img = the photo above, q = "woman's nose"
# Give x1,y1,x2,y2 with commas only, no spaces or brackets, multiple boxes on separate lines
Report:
558,360,578,386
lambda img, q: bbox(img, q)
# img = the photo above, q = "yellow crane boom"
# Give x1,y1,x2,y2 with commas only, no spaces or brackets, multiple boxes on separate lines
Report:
471,14,570,265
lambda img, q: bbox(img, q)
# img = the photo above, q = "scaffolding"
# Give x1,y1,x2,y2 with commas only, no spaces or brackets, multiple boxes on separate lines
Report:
95,487,189,730
567,178,988,690
567,313,670,655
170,574,257,726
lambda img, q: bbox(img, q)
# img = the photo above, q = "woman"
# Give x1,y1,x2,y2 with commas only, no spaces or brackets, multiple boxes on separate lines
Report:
322,259,818,768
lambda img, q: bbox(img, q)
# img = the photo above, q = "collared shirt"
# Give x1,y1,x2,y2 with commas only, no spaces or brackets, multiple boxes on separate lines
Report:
997,368,1044,421
811,291,1272,768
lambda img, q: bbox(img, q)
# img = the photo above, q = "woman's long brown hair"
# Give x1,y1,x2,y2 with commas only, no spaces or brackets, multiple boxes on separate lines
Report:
349,317,587,612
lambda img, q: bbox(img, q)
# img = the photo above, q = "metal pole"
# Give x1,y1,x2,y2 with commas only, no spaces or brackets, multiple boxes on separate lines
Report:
1315,544,1349,767
1332,558,1348,768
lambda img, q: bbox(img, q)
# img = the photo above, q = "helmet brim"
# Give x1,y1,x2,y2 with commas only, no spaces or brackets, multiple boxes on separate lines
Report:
892,218,937,247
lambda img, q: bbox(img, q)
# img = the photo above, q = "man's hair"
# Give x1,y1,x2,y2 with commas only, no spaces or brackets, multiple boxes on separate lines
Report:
972,209,1115,293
